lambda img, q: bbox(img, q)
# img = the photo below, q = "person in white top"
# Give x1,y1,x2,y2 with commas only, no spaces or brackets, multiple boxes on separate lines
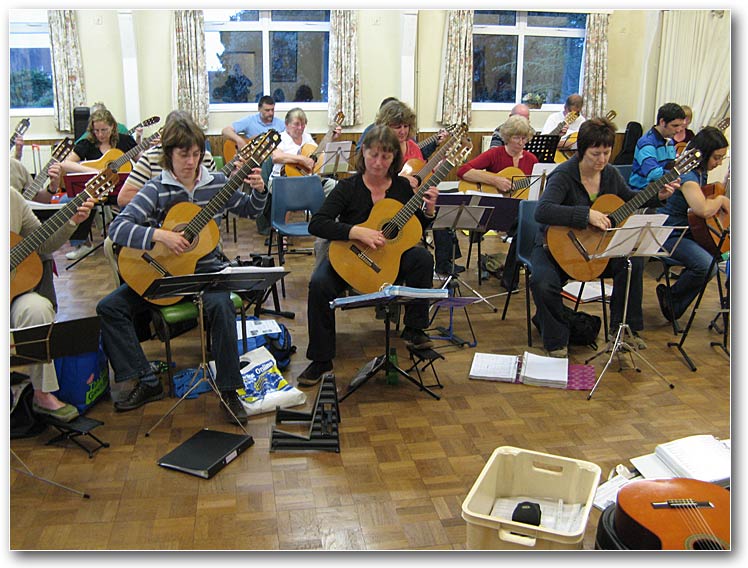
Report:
540,94,586,151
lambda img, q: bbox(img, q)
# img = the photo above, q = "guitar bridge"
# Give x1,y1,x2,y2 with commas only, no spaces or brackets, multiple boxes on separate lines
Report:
349,244,381,273
567,231,591,261
142,252,173,277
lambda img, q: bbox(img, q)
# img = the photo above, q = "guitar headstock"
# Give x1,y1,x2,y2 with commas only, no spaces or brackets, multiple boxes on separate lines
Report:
566,111,579,125
333,111,345,127
84,168,120,202
717,116,730,131
446,137,473,166
673,147,702,176
51,138,75,161
606,110,617,121
15,118,31,136
141,116,160,128
237,129,282,166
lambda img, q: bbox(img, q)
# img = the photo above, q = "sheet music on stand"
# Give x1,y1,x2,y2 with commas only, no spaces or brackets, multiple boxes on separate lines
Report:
316,140,353,176
590,214,683,261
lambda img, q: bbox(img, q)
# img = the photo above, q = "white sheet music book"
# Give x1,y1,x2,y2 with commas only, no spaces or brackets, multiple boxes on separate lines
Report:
596,214,673,259
468,353,519,382
317,141,352,175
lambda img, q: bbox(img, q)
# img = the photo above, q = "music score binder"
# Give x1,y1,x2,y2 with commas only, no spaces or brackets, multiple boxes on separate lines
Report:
157,429,254,479
469,351,568,388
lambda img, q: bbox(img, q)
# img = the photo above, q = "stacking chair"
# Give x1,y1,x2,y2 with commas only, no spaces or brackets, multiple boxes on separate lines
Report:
267,175,326,296
501,199,539,346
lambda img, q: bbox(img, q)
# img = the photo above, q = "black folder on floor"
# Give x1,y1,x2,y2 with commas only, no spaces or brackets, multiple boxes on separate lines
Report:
157,429,254,479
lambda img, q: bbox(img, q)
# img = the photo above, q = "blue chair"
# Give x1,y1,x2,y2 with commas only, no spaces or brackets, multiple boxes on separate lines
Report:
613,163,633,184
267,175,326,296
501,200,539,346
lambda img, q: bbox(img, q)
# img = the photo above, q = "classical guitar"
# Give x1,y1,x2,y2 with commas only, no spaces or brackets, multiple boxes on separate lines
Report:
117,129,281,306
614,478,729,550
285,111,345,177
676,116,730,156
223,135,253,164
688,181,730,256
10,169,119,303
457,166,530,197
10,118,31,150
22,138,75,200
127,115,160,136
555,110,616,163
399,124,463,176
404,124,468,182
328,138,472,294
545,147,701,282
80,127,163,174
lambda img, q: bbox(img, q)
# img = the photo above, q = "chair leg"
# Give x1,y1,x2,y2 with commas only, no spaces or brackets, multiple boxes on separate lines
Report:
525,270,532,347
466,232,474,269
501,264,520,320
600,277,609,342
267,228,274,257
663,266,681,335
477,237,483,285
574,282,584,312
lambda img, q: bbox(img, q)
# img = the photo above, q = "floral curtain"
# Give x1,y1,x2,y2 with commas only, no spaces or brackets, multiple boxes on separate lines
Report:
581,12,609,120
173,10,209,129
47,10,86,132
437,10,473,125
328,10,361,127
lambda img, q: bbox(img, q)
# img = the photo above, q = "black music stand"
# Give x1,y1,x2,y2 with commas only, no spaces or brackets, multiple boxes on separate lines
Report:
668,230,730,371
524,134,561,163
583,217,685,399
10,316,104,498
142,267,287,437
332,291,447,402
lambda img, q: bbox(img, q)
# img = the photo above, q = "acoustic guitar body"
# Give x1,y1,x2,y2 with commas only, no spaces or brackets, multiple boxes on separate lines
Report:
285,143,317,177
615,478,730,550
10,232,43,303
688,182,730,256
400,158,426,178
328,198,424,294
457,166,527,194
81,148,133,174
222,136,251,163
545,193,623,282
117,202,221,306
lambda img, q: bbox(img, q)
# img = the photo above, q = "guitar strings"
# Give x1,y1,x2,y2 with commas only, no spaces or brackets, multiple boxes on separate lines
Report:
674,500,722,550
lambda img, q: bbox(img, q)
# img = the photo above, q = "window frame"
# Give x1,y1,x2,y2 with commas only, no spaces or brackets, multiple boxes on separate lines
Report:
9,10,55,117
471,10,587,112
204,10,331,114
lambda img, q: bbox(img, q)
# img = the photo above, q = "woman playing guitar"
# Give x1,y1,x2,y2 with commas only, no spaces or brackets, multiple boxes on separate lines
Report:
532,117,675,358
297,125,439,387
655,126,730,323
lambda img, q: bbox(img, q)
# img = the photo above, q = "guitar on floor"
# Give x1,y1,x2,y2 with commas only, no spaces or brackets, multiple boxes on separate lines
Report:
10,118,31,151
80,127,164,174
614,478,729,550
11,169,119,303
545,147,701,282
328,137,472,294
117,129,281,306
688,179,730,256
457,166,531,197
285,111,345,177
22,138,75,200
555,110,616,163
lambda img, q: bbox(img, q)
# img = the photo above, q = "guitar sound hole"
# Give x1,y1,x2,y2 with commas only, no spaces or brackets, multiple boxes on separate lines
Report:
381,222,398,240
688,537,726,550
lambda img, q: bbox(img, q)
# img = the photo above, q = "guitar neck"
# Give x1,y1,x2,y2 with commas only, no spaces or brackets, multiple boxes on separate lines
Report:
609,169,679,226
393,154,456,230
109,131,161,171
23,165,53,200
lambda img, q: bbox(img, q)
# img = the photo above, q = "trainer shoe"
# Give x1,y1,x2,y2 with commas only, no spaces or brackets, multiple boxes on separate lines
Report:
114,381,165,412
221,390,248,425
401,326,434,350
628,332,648,351
297,360,333,386
545,347,568,358
65,243,94,260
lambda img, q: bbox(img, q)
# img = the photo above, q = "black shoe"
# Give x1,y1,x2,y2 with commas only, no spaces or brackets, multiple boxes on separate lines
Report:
297,360,333,386
435,263,465,275
114,381,165,412
656,284,674,322
221,390,248,425
401,326,434,350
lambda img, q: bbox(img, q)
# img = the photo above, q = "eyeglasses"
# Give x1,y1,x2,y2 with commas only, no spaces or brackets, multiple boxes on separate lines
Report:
93,127,112,134
510,135,529,143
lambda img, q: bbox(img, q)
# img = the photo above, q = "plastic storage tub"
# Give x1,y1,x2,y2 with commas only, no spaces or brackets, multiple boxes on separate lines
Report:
461,446,601,550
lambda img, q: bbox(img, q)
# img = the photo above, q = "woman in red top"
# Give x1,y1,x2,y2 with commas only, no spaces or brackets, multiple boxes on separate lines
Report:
457,115,538,192
375,100,422,173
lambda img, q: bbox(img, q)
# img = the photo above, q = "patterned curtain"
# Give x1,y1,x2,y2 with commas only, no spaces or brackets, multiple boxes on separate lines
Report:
173,10,209,129
581,12,609,120
437,10,473,125
656,10,730,130
328,10,361,127
47,10,86,133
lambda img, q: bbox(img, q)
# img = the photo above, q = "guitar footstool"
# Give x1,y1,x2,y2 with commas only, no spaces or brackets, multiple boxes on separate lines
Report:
40,415,110,459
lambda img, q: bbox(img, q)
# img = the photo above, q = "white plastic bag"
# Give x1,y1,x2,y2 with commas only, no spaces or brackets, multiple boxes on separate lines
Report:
235,346,306,416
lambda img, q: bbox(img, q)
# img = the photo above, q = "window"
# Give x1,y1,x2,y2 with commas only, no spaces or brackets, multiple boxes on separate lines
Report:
472,10,587,107
9,10,54,111
204,10,330,108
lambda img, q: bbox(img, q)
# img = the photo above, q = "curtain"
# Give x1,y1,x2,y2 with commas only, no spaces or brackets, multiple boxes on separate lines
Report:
173,10,209,129
328,10,361,127
47,10,86,133
437,10,473,125
656,10,730,130
581,13,609,120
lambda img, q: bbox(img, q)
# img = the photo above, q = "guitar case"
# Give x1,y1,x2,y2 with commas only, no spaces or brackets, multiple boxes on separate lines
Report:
594,504,631,550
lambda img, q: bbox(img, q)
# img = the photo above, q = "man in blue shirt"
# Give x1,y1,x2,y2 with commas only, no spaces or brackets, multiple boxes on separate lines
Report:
629,102,686,190
222,95,286,153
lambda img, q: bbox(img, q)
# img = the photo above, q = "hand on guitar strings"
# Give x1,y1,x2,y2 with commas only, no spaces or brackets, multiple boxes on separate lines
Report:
152,228,191,255
587,208,612,231
658,179,679,201
70,197,97,225
422,185,439,216
231,160,267,193
349,226,388,250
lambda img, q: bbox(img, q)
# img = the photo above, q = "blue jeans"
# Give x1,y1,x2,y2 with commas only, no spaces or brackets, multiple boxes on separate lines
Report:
97,284,243,391
530,244,644,351
664,236,718,320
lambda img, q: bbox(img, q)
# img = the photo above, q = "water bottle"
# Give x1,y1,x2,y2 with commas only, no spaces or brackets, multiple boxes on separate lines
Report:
386,347,399,385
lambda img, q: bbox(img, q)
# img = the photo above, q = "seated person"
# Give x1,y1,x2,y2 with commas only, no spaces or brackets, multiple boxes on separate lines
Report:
221,95,285,154
10,184,96,422
540,94,586,151
672,104,696,152
96,112,268,424
629,102,686,190
656,126,730,322
297,125,439,386
530,117,675,357
490,103,532,147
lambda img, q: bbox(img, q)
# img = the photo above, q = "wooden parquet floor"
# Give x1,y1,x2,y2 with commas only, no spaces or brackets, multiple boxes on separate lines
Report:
9,214,731,550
